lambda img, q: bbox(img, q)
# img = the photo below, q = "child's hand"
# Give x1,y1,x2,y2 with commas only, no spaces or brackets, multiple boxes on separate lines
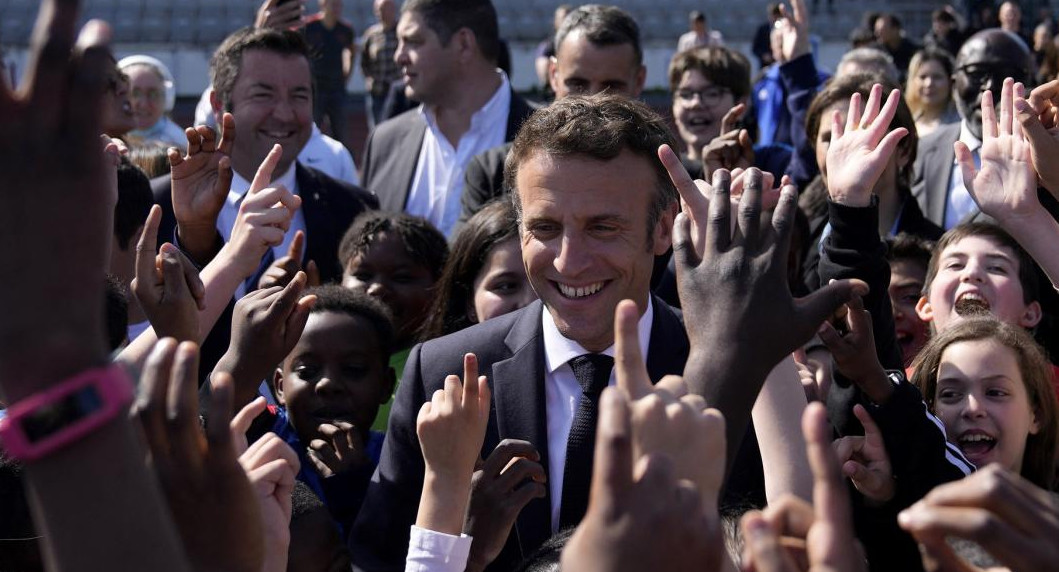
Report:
220,144,302,279
306,420,369,477
825,84,909,206
614,300,726,514
169,115,235,264
741,403,868,572
900,465,1059,572
464,440,546,571
257,230,322,290
417,353,492,481
131,204,206,342
215,272,315,407
833,404,894,505
817,294,893,405
238,431,300,572
1018,78,1059,195
560,389,726,572
961,79,1042,226
134,341,265,572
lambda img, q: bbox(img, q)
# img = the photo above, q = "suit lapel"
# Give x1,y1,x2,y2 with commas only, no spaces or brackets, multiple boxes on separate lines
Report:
926,125,959,227
645,296,690,380
491,300,551,555
505,92,535,141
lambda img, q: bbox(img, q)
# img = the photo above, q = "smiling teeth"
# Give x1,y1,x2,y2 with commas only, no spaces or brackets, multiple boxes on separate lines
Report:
558,282,604,298
961,434,994,443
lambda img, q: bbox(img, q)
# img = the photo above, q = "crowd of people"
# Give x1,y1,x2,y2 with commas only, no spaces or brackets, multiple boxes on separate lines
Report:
4,0,1059,571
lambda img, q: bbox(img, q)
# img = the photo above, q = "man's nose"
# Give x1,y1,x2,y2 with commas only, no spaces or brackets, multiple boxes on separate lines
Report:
553,233,590,276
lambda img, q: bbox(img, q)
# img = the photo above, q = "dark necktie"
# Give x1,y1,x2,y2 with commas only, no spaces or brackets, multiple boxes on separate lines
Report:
558,353,614,529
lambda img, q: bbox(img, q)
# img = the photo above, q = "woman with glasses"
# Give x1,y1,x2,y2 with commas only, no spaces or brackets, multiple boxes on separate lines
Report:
118,55,187,149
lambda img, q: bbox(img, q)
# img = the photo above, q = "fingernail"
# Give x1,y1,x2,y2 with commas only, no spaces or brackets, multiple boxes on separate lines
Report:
897,509,917,527
1015,98,1031,113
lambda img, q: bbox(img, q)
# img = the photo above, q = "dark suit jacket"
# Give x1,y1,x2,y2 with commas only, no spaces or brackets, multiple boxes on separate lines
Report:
360,90,537,213
349,297,690,572
457,141,513,232
911,121,961,228
150,163,378,378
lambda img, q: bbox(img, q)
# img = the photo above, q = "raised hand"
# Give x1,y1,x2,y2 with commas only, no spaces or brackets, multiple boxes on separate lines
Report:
257,230,322,290
741,403,868,572
237,431,300,572
702,104,754,180
669,163,866,463
775,0,812,63
134,340,264,572
833,404,895,505
170,115,235,264
219,143,302,279
255,0,306,30
613,299,726,513
559,387,726,572
464,439,547,572
0,7,117,400
1018,78,1059,196
132,205,206,342
213,272,316,408
899,465,1059,572
817,294,893,405
825,84,909,206
960,79,1040,224
415,354,492,536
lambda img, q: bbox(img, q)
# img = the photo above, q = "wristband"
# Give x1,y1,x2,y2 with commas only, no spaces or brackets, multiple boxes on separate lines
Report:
0,365,134,462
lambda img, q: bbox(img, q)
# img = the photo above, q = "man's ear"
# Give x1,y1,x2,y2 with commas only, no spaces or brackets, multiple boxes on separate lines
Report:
209,89,223,116
454,27,476,61
548,56,560,94
651,203,677,256
273,368,287,406
1019,300,1043,328
915,295,934,323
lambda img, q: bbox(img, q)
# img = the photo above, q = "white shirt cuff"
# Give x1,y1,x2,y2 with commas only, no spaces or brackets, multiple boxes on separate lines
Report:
404,526,474,572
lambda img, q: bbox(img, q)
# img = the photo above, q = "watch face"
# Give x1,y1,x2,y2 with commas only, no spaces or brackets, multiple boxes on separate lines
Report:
21,386,103,443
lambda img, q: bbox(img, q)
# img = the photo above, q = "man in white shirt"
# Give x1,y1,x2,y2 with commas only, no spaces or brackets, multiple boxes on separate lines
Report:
352,94,684,571
359,0,537,238
912,29,1033,229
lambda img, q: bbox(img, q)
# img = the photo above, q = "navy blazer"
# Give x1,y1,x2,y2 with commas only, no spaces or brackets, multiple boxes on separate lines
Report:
360,90,538,214
349,297,690,571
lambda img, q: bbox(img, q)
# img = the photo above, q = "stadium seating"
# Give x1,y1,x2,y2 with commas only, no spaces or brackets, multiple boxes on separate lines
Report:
0,0,931,47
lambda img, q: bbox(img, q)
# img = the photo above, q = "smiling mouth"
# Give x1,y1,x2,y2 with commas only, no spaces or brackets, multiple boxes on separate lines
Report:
556,281,605,299
262,129,296,139
957,432,997,458
954,293,991,316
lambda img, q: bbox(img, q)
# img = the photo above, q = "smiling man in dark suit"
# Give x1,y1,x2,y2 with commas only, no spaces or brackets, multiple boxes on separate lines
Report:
350,94,683,571
359,0,536,238
151,27,377,373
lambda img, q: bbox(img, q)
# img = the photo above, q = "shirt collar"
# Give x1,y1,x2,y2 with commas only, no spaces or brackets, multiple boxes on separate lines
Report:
228,161,298,205
542,297,654,373
957,120,982,155
419,70,511,133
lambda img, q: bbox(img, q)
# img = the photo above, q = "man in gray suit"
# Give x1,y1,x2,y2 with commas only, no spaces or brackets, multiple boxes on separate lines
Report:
912,29,1033,229
359,0,536,238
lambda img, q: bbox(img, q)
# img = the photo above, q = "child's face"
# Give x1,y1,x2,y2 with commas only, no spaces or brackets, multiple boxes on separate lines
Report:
469,238,536,324
917,235,1041,332
275,311,394,446
889,258,930,367
342,231,435,346
934,338,1039,472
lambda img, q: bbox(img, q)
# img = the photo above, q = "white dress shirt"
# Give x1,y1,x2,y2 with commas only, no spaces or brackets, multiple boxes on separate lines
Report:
405,72,511,238
404,526,473,572
298,123,360,186
944,122,982,230
541,299,653,532
215,163,305,298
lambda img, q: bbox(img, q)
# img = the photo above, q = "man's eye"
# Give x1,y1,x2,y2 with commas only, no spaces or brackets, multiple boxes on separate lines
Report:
295,365,320,380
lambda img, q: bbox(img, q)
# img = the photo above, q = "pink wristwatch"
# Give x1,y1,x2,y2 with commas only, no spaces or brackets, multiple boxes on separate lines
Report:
0,365,134,462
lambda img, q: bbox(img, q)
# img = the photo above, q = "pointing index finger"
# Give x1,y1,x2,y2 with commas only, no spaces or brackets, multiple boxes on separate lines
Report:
250,143,283,194
136,205,162,283
614,299,651,400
